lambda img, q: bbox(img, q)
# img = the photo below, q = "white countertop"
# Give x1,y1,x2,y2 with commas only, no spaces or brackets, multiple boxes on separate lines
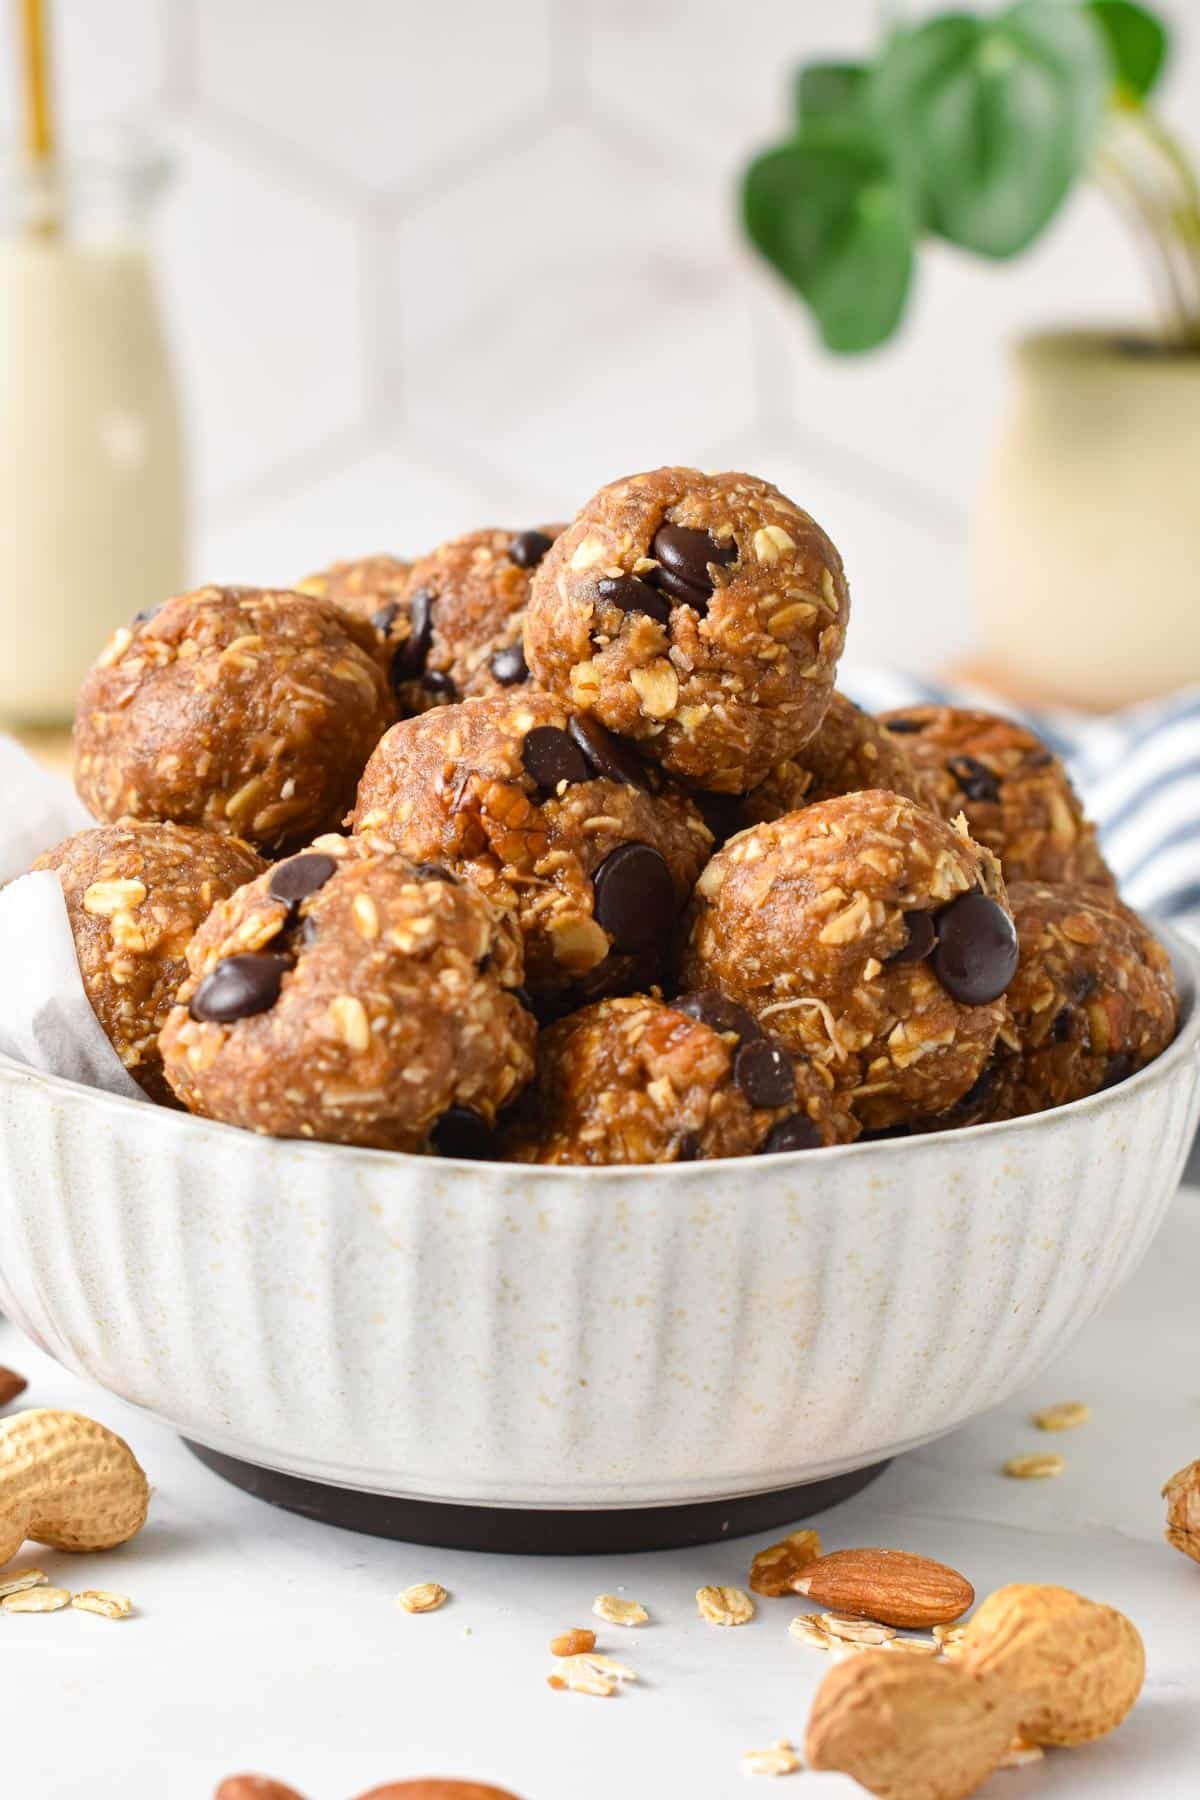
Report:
3,1183,1198,1800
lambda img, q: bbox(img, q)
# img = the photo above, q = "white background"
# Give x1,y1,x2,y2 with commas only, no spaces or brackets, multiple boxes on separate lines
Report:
2,0,1198,672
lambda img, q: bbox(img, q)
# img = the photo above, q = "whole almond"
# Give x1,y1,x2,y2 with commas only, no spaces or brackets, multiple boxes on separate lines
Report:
793,1549,973,1628
805,1654,1018,1800
960,1583,1144,1747
216,1781,309,1800
0,1367,27,1407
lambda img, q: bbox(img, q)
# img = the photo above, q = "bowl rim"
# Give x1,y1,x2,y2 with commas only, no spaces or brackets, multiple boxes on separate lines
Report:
2,924,1197,1182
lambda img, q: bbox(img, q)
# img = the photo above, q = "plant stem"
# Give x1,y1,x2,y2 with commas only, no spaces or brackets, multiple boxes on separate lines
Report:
1093,107,1200,352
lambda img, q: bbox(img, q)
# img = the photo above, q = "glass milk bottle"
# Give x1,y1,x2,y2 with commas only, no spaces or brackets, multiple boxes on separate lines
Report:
0,142,186,724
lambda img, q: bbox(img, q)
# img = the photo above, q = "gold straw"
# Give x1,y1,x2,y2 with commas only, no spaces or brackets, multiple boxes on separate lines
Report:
19,0,54,163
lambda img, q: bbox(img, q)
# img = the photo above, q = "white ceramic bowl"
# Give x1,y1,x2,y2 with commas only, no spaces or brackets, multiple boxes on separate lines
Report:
1,932,1198,1524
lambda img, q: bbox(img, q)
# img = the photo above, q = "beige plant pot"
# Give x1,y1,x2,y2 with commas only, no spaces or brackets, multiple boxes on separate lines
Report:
971,331,1200,709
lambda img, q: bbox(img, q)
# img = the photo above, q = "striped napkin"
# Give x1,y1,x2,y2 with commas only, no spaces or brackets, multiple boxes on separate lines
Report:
841,667,1200,935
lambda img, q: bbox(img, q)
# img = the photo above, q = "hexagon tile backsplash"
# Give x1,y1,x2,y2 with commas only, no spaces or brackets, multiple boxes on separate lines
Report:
2,0,1197,670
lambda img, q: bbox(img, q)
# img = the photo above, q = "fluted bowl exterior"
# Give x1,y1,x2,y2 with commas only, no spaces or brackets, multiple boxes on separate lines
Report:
1,933,1197,1508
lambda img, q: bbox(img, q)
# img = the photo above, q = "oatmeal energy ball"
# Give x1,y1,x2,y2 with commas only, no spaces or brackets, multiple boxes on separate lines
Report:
880,705,1113,888
352,692,712,1000
74,586,392,854
160,834,535,1153
32,820,265,1105
302,527,564,714
524,466,849,792
295,552,411,628
505,992,856,1165
682,791,1019,1129
958,881,1178,1124
742,690,930,828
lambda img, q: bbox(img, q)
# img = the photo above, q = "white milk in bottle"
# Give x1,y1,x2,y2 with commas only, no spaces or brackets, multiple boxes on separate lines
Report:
0,146,186,724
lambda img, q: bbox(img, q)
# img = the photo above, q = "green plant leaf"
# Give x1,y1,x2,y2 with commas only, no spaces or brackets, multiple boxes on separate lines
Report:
874,0,1109,258
793,61,869,130
1088,0,1169,99
742,137,915,353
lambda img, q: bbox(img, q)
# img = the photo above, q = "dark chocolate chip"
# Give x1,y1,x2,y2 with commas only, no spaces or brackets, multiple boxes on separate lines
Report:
132,603,161,624
945,1060,998,1119
431,1106,497,1161
1101,1052,1134,1090
509,528,555,569
189,952,289,1023
522,724,590,793
649,524,735,613
883,717,923,734
592,842,675,953
596,574,671,627
412,861,457,884
1073,969,1099,1002
1051,1006,1074,1043
758,1113,821,1154
888,909,937,965
946,754,1001,805
673,988,763,1044
567,713,648,789
371,600,401,633
734,1038,796,1108
932,893,1019,1005
268,852,338,909
477,950,492,974
490,641,529,686
693,789,747,848
511,985,536,1014
1026,750,1054,768
676,1130,701,1162
390,587,434,685
422,669,457,700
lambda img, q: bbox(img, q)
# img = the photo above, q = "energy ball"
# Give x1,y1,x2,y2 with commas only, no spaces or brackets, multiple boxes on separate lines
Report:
524,465,849,792
159,834,535,1153
505,993,856,1165
742,690,930,828
74,587,392,854
947,881,1178,1126
352,692,712,1003
879,705,1113,888
681,791,1018,1130
32,820,265,1105
295,552,412,625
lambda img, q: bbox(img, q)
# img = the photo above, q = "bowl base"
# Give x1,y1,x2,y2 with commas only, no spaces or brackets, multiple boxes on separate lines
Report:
182,1441,892,1553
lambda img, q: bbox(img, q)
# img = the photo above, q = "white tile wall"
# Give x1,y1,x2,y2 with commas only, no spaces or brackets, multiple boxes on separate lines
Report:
2,0,1196,669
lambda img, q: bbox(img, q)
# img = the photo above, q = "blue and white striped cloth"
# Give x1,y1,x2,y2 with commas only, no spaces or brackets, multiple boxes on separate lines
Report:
841,667,1200,934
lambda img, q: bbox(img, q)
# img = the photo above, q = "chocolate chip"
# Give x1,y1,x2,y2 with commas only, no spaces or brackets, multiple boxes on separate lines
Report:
649,524,735,612
953,1061,998,1114
734,1038,796,1108
1073,969,1099,1002
592,842,675,953
677,1130,701,1162
490,641,528,685
597,574,670,626
883,717,922,734
758,1113,821,1154
932,893,1019,1005
268,852,338,909
477,950,492,974
1051,1006,1073,1043
1026,750,1054,768
511,985,536,1014
888,909,936,965
189,952,289,1024
674,988,763,1044
522,724,590,793
1101,1052,1134,1090
390,587,434,685
509,529,555,569
422,669,457,700
693,789,747,848
567,713,648,789
412,861,457,884
431,1106,497,1161
371,600,400,633
132,604,161,624
947,754,1001,805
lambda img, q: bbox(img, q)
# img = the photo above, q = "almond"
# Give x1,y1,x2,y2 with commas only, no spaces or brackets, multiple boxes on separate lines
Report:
216,1781,309,1800
792,1549,974,1628
0,1367,26,1408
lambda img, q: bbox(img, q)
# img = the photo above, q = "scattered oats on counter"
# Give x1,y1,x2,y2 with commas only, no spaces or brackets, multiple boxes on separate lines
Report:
71,1590,134,1620
742,1740,800,1777
1033,1400,1090,1431
2,1585,70,1613
749,1528,822,1597
550,1651,637,1697
395,1582,449,1614
1003,1452,1066,1479
697,1584,756,1627
549,1627,596,1657
0,1568,48,1599
592,1593,648,1627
